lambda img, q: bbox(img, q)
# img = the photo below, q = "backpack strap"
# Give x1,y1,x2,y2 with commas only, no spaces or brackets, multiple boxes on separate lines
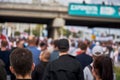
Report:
87,65,92,73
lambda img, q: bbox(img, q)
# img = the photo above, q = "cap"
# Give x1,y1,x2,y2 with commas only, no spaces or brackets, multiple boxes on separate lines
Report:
92,46,103,56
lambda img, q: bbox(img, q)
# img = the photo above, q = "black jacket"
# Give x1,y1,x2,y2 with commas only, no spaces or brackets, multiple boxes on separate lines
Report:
43,54,84,80
32,62,48,80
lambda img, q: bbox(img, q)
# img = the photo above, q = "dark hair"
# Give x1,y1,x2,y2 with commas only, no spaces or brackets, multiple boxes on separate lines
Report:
71,42,75,47
58,39,69,52
50,40,54,45
1,40,8,47
53,40,59,48
78,42,87,51
10,48,33,77
40,42,47,47
93,56,113,80
36,37,39,46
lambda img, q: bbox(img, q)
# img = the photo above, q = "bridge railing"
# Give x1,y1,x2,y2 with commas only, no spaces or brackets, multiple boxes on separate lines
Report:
0,0,67,6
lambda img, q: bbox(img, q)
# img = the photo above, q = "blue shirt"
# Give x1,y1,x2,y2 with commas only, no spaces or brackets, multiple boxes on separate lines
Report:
27,46,41,65
50,50,59,62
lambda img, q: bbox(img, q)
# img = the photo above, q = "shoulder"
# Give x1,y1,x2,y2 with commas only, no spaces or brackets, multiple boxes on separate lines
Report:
76,54,85,59
85,54,92,59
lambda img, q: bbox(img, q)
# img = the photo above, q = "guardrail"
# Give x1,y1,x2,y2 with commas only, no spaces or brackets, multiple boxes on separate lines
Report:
0,0,67,6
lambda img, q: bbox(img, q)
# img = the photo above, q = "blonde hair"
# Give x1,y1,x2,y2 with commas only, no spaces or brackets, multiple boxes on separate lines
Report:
40,50,50,62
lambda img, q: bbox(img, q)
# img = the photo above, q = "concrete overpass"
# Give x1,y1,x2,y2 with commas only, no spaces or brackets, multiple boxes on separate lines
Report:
0,2,120,38
0,2,120,27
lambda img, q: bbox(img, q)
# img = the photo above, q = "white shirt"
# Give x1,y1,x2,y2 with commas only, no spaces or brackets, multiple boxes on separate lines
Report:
84,63,94,80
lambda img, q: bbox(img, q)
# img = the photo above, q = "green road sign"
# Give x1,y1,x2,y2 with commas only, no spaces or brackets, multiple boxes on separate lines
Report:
68,3,120,18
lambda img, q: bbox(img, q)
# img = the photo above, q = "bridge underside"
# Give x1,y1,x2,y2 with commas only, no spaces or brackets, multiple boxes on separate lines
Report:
0,15,120,28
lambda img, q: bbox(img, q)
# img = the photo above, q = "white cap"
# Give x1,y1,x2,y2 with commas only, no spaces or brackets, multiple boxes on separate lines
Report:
96,41,100,46
92,46,103,56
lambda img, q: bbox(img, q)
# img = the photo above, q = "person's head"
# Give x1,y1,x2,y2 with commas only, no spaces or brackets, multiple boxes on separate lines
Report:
58,39,69,53
40,42,47,51
71,42,75,47
1,40,8,48
39,50,50,62
92,45,104,60
16,40,24,48
10,48,34,79
27,36,36,46
92,56,113,80
53,40,59,50
78,42,87,52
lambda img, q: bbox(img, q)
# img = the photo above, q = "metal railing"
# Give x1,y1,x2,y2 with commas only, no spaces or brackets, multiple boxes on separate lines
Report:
0,0,70,8
0,0,119,6
0,0,65,6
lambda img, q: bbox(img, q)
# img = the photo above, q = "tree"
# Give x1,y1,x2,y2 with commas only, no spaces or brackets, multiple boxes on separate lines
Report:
15,31,20,36
0,26,2,33
32,24,43,37
60,27,71,37
32,29,39,37
24,29,30,35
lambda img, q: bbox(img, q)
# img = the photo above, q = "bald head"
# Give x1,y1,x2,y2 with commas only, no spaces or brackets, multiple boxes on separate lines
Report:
27,36,36,46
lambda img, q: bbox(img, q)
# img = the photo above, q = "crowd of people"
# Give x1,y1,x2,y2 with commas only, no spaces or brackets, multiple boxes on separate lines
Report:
0,35,119,80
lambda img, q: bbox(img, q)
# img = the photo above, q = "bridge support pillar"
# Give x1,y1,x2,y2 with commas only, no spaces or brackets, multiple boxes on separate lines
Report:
47,18,65,39
52,18,65,39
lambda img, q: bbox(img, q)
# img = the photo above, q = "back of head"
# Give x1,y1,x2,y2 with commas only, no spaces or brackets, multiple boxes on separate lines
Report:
40,42,47,51
16,40,24,48
10,48,33,77
58,39,69,52
78,42,87,51
40,50,50,62
27,36,36,45
1,40,8,47
93,56,113,80
71,42,75,47
40,42,47,47
53,40,59,48
92,46,103,57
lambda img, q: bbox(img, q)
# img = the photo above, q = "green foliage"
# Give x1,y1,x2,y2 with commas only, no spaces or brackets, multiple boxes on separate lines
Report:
32,29,39,37
114,67,120,80
0,26,2,33
59,27,82,38
77,31,82,37
32,24,43,37
24,24,43,36
24,29,30,34
15,31,20,36
60,27,71,37
73,32,79,38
